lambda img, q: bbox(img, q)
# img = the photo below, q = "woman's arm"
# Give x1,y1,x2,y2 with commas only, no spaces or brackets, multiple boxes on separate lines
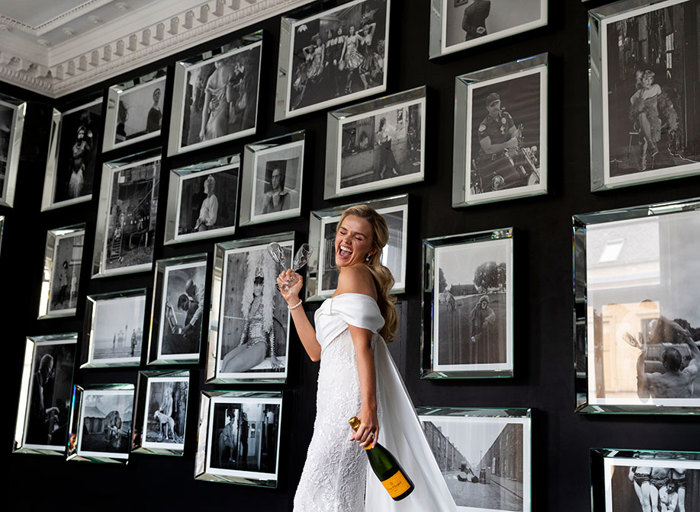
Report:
277,269,321,362
349,324,378,448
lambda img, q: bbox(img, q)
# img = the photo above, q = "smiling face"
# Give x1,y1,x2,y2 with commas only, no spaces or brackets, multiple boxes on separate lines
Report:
334,215,374,268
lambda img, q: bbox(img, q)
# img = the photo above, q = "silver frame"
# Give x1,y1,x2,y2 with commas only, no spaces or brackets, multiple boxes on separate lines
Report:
38,223,85,319
0,215,4,255
453,54,548,207
0,92,26,208
325,86,427,200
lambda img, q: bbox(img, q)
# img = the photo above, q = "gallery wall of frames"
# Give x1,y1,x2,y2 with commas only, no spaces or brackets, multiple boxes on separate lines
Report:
3,0,700,510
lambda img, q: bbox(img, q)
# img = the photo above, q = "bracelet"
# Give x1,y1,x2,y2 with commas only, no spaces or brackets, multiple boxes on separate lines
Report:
288,299,303,310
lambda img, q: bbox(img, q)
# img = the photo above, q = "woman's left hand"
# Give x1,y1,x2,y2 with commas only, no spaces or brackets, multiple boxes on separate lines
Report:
351,406,379,448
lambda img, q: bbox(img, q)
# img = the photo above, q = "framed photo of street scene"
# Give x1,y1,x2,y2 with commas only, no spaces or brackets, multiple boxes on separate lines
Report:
589,0,700,191
573,198,700,414
422,228,514,379
453,54,547,207
0,92,26,208
325,86,426,200
274,0,390,121
38,224,85,319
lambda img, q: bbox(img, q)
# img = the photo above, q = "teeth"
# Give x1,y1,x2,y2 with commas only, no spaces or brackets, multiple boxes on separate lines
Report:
339,247,352,256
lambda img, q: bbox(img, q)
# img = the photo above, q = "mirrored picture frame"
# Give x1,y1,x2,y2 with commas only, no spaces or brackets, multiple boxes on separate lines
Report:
325,86,426,200
453,54,547,207
0,92,26,208
38,223,85,319
0,215,4,255
195,390,283,487
422,228,514,379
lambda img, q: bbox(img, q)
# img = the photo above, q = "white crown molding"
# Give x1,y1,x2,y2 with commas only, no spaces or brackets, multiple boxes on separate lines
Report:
0,0,113,36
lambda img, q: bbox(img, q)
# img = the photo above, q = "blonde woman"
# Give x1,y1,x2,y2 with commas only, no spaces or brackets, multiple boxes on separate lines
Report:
194,175,218,232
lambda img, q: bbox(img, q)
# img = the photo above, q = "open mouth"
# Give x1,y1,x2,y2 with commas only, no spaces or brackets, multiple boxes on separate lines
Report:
337,245,353,260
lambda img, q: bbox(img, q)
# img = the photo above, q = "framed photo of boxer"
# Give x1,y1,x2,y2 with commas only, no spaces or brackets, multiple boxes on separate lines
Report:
0,92,26,208
38,224,85,319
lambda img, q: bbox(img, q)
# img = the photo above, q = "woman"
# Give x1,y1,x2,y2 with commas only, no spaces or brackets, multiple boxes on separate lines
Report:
279,205,455,511
340,25,365,94
376,117,399,179
199,59,234,141
630,70,662,170
194,175,218,232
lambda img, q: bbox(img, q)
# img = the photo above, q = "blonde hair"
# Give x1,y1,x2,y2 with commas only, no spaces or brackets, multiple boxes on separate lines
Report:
338,204,397,343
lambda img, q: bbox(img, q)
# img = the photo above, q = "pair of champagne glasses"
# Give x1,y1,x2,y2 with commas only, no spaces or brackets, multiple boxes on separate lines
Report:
267,242,311,291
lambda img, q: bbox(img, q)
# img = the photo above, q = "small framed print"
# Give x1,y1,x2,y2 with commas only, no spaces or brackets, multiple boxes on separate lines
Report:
239,131,305,226
195,391,282,487
0,92,26,208
13,334,77,455
38,224,85,319
274,0,390,121
418,407,532,512
453,54,547,207
306,194,408,302
41,97,103,211
163,155,240,245
82,289,147,368
422,228,514,379
103,69,167,152
168,31,262,156
207,233,293,384
92,150,161,278
325,86,426,200
148,253,208,365
429,0,547,59
67,384,135,463
589,0,700,191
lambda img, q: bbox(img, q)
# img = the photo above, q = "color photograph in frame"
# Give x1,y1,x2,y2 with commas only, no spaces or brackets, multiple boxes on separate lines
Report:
0,92,26,208
39,224,85,319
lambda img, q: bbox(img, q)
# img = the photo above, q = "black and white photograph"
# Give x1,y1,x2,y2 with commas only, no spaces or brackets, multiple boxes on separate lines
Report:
41,226,84,318
142,376,189,451
0,96,22,205
76,389,134,460
420,414,531,512
277,0,390,120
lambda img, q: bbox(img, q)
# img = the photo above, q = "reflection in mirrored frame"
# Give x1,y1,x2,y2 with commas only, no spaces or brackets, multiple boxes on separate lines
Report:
38,224,85,319
0,93,26,208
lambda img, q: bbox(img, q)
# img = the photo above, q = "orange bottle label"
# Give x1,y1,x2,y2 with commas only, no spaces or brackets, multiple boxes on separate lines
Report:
381,470,411,498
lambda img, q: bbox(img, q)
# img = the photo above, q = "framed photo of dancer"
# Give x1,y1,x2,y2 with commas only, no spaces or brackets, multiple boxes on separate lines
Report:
195,391,283,487
92,150,161,278
41,97,103,211
422,228,514,379
274,0,391,121
0,92,26,208
574,198,700,414
168,31,262,156
453,54,547,207
163,155,240,245
38,224,85,319
590,0,700,191
417,407,532,512
206,232,294,384
429,0,547,59
325,86,426,200
13,334,77,456
240,131,305,226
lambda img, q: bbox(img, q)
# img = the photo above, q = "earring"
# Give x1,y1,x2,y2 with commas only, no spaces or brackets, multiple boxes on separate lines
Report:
365,253,372,262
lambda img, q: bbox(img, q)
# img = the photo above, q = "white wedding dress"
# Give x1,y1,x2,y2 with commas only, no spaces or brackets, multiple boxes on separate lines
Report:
293,293,456,512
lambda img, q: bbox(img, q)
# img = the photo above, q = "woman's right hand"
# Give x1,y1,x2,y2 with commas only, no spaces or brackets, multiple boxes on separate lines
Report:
277,269,303,302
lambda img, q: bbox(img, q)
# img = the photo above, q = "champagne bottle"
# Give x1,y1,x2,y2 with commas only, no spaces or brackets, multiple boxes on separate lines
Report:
348,416,414,501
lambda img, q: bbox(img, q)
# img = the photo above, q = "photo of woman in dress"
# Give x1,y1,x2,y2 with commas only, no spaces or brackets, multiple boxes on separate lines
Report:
194,175,218,232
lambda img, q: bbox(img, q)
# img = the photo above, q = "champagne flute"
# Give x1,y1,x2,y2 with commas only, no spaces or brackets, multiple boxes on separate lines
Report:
268,243,311,291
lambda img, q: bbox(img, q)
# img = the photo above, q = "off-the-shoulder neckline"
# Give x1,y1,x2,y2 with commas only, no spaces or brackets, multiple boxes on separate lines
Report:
329,292,378,303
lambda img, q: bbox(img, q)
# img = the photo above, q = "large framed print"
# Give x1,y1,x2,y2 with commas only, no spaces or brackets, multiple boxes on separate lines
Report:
453,54,547,207
429,0,547,59
168,31,262,156
574,198,700,414
148,253,208,365
92,150,161,278
275,0,390,121
325,86,426,200
195,391,282,487
207,233,293,384
240,131,305,226
0,92,26,208
589,0,700,191
163,155,240,245
41,97,102,211
103,69,167,152
38,224,85,319
13,334,77,455
306,194,408,302
422,228,514,379
418,407,532,512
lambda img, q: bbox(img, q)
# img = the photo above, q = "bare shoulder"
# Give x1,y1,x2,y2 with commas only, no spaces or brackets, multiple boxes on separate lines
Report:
336,265,377,299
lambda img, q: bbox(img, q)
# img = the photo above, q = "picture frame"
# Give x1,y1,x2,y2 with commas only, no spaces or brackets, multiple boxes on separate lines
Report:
0,92,26,208
0,215,4,255
239,131,305,226
168,31,262,156
453,54,548,207
306,194,408,302
67,383,135,463
274,0,391,121
589,0,700,191
325,86,426,200
41,96,103,211
147,253,208,365
573,197,700,414
207,232,294,384
103,68,167,152
82,289,147,368
38,224,85,319
195,390,283,487
422,228,514,379
429,0,547,59
13,333,77,455
163,154,240,245
92,149,161,278
418,407,532,512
